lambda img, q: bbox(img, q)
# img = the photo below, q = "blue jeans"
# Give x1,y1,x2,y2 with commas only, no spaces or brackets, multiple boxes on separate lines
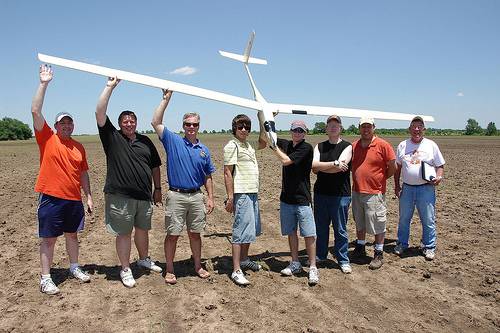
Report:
397,183,436,249
313,193,351,265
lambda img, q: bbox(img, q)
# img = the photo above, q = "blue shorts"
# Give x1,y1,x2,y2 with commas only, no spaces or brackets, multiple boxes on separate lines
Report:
280,202,316,237
37,193,85,238
232,193,261,244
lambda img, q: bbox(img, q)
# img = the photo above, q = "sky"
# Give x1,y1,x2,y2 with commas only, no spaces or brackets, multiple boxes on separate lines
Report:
1,1,499,135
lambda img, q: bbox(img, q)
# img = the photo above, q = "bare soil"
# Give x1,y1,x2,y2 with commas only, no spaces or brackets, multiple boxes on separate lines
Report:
0,134,499,332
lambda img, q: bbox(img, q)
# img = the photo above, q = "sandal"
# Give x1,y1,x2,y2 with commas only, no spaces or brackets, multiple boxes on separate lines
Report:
165,272,177,284
197,268,211,279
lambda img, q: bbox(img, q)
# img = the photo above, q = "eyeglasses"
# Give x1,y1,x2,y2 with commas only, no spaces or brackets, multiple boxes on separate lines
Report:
291,128,305,133
183,122,199,127
237,125,251,131
327,124,341,129
410,125,424,130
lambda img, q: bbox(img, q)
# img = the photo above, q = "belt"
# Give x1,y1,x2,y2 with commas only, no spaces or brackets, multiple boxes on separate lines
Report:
169,187,200,193
403,183,426,187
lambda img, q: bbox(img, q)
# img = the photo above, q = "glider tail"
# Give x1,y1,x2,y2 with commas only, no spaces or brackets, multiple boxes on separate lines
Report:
219,30,267,65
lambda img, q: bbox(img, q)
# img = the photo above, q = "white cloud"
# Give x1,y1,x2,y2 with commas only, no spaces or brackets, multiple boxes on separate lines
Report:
169,66,197,75
457,92,464,97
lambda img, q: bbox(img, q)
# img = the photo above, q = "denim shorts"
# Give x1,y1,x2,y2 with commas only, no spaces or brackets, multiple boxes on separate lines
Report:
352,191,387,235
232,193,261,244
280,202,316,237
37,193,85,238
105,193,153,236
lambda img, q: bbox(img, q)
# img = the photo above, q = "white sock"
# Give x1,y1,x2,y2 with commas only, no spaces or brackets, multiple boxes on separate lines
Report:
41,274,51,280
69,263,78,272
375,244,384,252
357,240,366,246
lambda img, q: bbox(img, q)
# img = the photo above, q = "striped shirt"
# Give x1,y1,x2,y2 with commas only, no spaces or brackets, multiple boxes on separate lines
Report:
223,137,260,193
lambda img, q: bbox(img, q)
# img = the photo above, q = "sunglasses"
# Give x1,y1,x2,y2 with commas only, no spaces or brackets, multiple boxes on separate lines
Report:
237,125,251,131
183,122,199,127
291,128,305,133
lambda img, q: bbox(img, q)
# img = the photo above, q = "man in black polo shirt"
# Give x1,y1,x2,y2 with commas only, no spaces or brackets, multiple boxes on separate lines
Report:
96,77,163,288
272,119,318,286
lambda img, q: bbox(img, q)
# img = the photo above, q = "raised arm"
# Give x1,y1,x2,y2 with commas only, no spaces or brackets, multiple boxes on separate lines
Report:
31,65,53,132
95,77,120,127
257,113,267,150
273,146,293,166
151,89,173,137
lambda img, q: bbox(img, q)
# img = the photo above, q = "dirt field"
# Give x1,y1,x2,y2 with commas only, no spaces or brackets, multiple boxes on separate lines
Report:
0,133,499,332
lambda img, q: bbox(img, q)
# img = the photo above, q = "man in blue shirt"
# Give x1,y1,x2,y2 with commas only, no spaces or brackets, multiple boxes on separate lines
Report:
152,89,215,284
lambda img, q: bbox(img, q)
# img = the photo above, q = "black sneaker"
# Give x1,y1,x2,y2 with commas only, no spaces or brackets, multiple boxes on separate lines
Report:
240,260,262,272
349,243,366,259
369,250,384,270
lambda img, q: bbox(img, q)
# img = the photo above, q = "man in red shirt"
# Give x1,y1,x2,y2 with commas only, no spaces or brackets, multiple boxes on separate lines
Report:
350,117,397,269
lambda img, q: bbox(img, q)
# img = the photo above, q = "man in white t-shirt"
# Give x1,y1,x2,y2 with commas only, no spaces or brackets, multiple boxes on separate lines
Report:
393,116,445,260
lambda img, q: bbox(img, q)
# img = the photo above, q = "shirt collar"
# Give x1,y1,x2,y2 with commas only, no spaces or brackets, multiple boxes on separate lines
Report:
183,136,201,148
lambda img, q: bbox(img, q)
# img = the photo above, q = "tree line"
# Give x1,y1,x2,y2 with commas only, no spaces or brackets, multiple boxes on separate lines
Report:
0,117,33,140
0,117,497,141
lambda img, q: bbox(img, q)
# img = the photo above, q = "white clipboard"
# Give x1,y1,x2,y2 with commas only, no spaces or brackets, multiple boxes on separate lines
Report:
422,162,437,182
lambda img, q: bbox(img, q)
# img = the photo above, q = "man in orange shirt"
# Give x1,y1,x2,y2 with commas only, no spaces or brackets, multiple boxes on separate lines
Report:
350,117,396,270
32,65,93,295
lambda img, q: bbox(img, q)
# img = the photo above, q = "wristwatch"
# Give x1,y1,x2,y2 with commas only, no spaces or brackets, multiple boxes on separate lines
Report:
333,160,340,167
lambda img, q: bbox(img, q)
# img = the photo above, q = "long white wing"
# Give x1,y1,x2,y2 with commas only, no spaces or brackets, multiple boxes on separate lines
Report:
38,53,435,123
38,53,261,111
270,103,435,122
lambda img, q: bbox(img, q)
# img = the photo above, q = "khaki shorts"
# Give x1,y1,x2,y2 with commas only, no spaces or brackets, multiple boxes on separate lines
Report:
105,193,153,236
352,191,387,235
165,189,206,236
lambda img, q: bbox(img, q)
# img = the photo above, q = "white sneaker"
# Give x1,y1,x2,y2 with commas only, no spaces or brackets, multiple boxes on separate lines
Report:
340,263,352,274
120,268,137,288
423,247,435,261
40,278,60,295
280,261,303,276
231,269,250,285
70,267,90,282
308,267,319,285
137,256,162,273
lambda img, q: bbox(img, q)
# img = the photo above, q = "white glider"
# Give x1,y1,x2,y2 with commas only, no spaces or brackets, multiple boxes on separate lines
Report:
38,30,434,149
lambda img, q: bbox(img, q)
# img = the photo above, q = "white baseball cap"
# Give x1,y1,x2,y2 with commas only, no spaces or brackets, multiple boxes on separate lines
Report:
359,117,375,126
55,112,74,123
